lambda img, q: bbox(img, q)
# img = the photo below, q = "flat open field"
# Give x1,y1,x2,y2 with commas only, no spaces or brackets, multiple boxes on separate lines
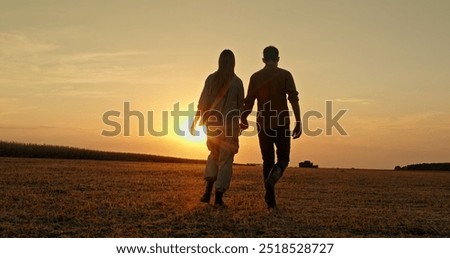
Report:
0,157,449,237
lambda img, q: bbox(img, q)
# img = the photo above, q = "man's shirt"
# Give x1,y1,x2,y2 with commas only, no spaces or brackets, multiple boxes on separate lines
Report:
244,64,299,130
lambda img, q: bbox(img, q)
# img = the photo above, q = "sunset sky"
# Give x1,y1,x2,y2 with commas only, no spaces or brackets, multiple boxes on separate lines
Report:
1,0,449,169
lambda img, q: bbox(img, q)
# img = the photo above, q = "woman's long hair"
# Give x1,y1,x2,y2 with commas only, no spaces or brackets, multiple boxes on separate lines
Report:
213,49,235,91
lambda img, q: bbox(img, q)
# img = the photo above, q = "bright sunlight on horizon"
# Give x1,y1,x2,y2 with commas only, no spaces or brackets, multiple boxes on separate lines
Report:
1,0,449,169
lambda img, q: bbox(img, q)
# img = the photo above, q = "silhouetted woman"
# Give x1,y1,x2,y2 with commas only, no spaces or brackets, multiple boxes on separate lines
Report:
190,50,244,207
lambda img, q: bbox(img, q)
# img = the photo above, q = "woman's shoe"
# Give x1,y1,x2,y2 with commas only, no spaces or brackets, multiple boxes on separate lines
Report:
214,190,227,208
200,180,214,203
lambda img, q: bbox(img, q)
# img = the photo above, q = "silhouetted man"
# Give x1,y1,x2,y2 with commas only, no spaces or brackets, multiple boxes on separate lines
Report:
241,46,302,209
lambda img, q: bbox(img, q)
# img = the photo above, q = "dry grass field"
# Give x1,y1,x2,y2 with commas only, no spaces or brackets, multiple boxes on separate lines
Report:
0,157,449,237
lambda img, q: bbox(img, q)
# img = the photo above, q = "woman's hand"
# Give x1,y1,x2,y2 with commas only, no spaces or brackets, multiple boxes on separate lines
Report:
190,120,198,136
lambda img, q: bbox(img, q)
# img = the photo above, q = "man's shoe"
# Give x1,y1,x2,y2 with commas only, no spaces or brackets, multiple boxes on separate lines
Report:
264,185,276,209
200,193,211,203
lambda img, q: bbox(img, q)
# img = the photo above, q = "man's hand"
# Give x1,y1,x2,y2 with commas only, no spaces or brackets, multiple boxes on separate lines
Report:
292,121,302,139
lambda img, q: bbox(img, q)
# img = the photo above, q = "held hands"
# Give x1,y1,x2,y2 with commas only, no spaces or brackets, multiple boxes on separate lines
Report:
292,121,302,139
239,122,249,131
239,117,249,134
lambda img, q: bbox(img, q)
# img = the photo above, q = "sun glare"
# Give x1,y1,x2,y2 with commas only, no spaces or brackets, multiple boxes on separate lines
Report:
180,119,207,144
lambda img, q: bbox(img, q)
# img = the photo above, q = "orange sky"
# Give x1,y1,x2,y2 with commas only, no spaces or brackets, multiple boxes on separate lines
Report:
1,1,449,169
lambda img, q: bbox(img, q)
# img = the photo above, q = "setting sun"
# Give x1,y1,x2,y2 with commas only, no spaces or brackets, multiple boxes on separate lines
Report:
179,119,207,144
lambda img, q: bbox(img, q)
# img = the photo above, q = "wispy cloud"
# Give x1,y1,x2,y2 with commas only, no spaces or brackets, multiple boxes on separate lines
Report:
334,98,373,104
55,89,116,98
0,98,38,117
0,124,96,131
0,32,57,56
0,33,173,87
62,51,151,63
391,111,450,129
349,111,449,131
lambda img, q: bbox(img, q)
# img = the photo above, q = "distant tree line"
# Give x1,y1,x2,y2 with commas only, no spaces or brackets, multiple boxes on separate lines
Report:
395,163,450,171
0,141,205,164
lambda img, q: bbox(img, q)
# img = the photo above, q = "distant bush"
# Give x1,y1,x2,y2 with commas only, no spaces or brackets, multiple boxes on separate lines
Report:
394,163,450,171
0,141,205,164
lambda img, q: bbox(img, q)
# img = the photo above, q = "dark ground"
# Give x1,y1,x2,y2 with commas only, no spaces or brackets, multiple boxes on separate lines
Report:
1,157,449,237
